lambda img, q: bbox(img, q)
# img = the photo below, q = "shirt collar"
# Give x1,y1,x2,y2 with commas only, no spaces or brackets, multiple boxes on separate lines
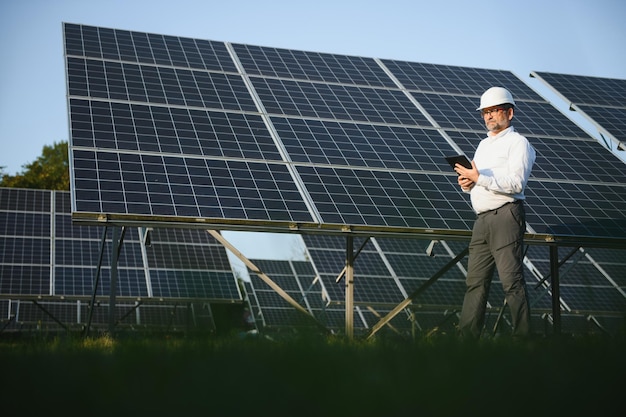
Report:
487,125,514,139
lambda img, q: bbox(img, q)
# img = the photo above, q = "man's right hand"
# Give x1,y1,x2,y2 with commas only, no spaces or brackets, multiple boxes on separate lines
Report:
458,175,474,191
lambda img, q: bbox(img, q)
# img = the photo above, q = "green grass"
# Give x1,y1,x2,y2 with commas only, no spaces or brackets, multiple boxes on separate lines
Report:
1,332,624,416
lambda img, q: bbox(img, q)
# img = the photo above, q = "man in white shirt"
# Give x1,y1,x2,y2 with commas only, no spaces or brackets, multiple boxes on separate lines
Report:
453,86,536,339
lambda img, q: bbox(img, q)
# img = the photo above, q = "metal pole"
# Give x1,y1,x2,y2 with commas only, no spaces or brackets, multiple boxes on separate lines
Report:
335,237,369,283
345,235,354,339
108,227,122,334
550,245,561,335
84,226,107,337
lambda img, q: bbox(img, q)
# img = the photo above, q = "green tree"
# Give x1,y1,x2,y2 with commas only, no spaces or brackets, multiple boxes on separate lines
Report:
0,141,69,190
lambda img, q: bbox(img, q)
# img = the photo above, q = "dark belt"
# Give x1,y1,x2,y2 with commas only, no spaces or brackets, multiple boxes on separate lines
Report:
477,200,522,216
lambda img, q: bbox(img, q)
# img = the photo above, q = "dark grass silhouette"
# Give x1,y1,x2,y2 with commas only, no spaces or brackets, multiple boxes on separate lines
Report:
1,331,624,417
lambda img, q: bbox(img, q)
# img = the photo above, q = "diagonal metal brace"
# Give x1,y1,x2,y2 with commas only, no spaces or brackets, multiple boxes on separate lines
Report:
207,230,330,333
32,300,69,331
366,245,469,339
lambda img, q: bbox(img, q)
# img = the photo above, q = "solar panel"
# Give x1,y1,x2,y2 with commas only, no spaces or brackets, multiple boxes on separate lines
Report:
530,71,626,157
0,188,52,296
64,23,626,248
302,235,400,300
530,72,626,108
524,245,626,310
145,228,241,299
249,77,432,125
572,105,626,142
0,187,242,330
379,60,540,98
246,259,329,328
232,43,396,87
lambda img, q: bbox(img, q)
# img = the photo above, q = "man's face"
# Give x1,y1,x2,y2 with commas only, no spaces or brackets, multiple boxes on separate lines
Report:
481,106,512,134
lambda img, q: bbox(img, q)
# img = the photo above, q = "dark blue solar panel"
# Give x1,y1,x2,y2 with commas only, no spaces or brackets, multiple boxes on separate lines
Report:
296,166,475,230
72,150,314,223
530,71,626,176
0,238,50,269
532,72,626,108
0,188,240,301
575,105,626,144
64,23,237,72
381,59,542,99
67,58,257,111
150,270,237,299
69,99,277,158
0,212,50,237
525,180,626,238
250,77,431,125
0,265,50,295
272,117,454,170
233,43,396,87
302,235,406,305
146,230,231,270
0,187,51,212
559,286,626,312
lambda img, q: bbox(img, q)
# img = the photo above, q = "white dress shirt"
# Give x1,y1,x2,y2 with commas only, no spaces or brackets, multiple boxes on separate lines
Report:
467,126,536,214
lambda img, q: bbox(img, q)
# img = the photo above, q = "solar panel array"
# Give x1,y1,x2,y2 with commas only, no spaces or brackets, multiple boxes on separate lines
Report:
64,23,626,246
242,236,625,336
0,187,241,330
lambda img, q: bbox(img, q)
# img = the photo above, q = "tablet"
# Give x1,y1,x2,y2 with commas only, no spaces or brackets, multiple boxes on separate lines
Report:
445,154,472,170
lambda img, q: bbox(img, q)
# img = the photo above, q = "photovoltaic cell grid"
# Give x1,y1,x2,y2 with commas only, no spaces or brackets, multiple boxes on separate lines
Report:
0,187,241,301
0,188,51,296
379,60,538,98
231,43,397,87
145,228,241,299
530,72,626,107
524,245,626,313
575,106,626,142
64,23,626,244
246,259,331,328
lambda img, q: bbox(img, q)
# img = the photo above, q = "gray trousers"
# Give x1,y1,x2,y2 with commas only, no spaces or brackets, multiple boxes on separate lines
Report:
458,201,531,338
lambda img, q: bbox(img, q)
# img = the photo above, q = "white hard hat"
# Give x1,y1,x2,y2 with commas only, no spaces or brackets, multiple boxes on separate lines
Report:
476,86,516,110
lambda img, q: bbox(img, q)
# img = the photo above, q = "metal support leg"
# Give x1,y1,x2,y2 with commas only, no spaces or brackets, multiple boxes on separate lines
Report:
108,227,126,334
84,226,108,337
345,235,354,339
550,245,561,335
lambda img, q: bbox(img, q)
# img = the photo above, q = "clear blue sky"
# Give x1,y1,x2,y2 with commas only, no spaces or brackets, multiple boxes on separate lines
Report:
1,0,625,269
